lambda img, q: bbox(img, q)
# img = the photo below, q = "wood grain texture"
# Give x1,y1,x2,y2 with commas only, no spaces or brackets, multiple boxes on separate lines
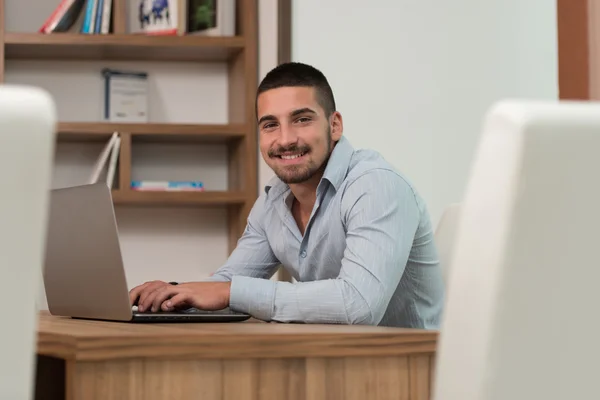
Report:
557,0,590,99
588,0,600,99
227,0,259,253
111,0,127,34
117,132,131,193
56,122,246,143
111,189,247,207
3,33,244,62
37,313,437,361
38,355,436,400
0,0,4,83
409,355,432,400
35,314,437,399
278,0,291,65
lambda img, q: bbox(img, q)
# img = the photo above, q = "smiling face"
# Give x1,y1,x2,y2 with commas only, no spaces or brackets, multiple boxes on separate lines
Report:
257,86,343,185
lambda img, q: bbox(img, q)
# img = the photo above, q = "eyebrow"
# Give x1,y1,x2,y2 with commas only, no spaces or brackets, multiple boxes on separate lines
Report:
290,107,317,117
258,107,317,126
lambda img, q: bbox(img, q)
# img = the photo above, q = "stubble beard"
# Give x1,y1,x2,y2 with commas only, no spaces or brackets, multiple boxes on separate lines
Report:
270,127,332,184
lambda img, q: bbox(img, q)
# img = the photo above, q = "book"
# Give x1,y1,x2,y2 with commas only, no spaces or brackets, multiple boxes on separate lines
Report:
39,0,87,34
39,0,111,34
130,0,180,35
185,0,235,37
131,180,205,191
102,68,149,123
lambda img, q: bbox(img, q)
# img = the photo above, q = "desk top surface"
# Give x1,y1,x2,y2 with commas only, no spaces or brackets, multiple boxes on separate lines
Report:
37,312,438,361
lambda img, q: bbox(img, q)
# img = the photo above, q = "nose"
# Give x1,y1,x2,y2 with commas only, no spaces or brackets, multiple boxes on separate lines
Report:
278,123,298,148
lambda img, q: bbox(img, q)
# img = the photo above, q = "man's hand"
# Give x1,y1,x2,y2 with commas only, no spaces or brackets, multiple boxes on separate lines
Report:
129,281,231,313
129,280,171,310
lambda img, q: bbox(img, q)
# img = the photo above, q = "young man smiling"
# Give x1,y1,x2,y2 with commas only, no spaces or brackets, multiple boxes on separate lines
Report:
129,62,445,328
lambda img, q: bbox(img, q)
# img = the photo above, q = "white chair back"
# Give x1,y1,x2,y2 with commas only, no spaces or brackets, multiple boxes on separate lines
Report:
433,100,600,400
0,85,56,399
434,203,461,285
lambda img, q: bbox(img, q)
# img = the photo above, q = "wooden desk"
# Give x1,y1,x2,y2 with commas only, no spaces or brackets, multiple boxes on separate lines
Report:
34,312,438,400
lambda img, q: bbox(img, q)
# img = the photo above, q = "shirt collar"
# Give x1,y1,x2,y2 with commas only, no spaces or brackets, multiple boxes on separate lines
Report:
264,136,355,199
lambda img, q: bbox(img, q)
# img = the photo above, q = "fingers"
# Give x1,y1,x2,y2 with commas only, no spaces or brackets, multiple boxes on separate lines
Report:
132,281,168,312
138,281,171,312
162,292,191,311
150,285,183,313
129,282,150,306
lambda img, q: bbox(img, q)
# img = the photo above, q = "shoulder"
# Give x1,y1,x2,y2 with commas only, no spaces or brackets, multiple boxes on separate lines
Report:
342,148,419,201
248,177,281,221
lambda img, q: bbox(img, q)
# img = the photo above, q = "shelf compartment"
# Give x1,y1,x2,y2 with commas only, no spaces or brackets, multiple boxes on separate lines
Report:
57,122,247,143
4,33,245,62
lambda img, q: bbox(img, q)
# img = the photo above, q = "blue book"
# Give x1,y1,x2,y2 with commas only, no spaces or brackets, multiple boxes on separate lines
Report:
80,0,95,33
94,0,104,33
131,181,205,191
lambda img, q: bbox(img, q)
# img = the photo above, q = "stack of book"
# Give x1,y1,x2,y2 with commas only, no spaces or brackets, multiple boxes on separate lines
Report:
39,0,236,36
40,0,112,34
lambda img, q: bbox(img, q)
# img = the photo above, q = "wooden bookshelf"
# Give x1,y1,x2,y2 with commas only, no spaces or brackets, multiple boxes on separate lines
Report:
0,0,259,253
111,190,247,207
56,122,246,142
4,33,245,62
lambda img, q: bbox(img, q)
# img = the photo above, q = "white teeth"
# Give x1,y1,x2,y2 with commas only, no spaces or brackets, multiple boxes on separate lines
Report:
280,152,305,160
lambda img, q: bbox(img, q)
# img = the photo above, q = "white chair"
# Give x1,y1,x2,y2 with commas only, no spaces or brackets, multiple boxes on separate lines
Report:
0,85,56,400
433,99,600,400
434,203,461,286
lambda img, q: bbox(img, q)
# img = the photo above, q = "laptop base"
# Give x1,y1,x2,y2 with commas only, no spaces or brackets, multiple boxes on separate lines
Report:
72,307,251,323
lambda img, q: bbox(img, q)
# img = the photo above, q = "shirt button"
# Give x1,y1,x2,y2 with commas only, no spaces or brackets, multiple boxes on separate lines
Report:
300,250,307,258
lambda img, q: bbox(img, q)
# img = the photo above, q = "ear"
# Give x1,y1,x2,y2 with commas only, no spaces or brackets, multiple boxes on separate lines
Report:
330,111,343,141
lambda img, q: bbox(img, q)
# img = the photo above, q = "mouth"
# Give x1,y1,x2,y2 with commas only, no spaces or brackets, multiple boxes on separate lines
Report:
274,151,308,164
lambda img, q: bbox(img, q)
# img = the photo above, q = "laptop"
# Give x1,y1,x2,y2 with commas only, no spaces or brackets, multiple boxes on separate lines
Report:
43,182,250,323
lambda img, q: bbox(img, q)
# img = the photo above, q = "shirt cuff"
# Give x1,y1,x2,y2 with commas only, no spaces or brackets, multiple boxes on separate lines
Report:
229,275,276,321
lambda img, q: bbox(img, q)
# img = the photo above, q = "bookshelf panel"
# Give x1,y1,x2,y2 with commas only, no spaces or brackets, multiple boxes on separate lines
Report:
57,122,246,143
4,33,244,62
112,190,246,206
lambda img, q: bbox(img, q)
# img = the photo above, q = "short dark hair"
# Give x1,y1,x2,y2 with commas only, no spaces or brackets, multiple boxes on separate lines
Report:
256,62,337,118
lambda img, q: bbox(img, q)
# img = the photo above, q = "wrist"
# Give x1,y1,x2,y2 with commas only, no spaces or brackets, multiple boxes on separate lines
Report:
222,282,232,304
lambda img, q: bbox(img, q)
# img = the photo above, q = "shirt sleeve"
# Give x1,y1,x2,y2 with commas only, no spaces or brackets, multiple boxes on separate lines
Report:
228,169,421,325
206,193,281,283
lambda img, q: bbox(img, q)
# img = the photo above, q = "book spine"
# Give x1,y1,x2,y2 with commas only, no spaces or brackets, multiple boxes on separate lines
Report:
88,0,98,33
40,0,73,33
101,0,113,34
94,0,104,33
81,0,95,33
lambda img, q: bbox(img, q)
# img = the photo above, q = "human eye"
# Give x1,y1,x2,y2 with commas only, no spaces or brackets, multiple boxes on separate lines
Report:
262,122,278,131
295,116,312,124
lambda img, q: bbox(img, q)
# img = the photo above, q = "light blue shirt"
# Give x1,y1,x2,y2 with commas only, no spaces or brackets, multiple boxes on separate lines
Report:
209,136,445,328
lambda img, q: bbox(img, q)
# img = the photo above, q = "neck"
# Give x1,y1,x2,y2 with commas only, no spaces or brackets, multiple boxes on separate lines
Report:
289,170,324,213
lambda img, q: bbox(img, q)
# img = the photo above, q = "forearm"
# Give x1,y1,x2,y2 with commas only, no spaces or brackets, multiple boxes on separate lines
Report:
229,275,385,325
205,247,280,282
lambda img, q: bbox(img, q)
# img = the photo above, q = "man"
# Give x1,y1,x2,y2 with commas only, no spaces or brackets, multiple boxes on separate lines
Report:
130,62,445,328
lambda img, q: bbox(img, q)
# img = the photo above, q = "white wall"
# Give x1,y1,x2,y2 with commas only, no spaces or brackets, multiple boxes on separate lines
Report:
3,0,278,308
291,0,558,224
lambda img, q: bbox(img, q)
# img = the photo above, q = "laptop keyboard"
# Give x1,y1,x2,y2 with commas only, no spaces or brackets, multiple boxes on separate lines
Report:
132,306,244,315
